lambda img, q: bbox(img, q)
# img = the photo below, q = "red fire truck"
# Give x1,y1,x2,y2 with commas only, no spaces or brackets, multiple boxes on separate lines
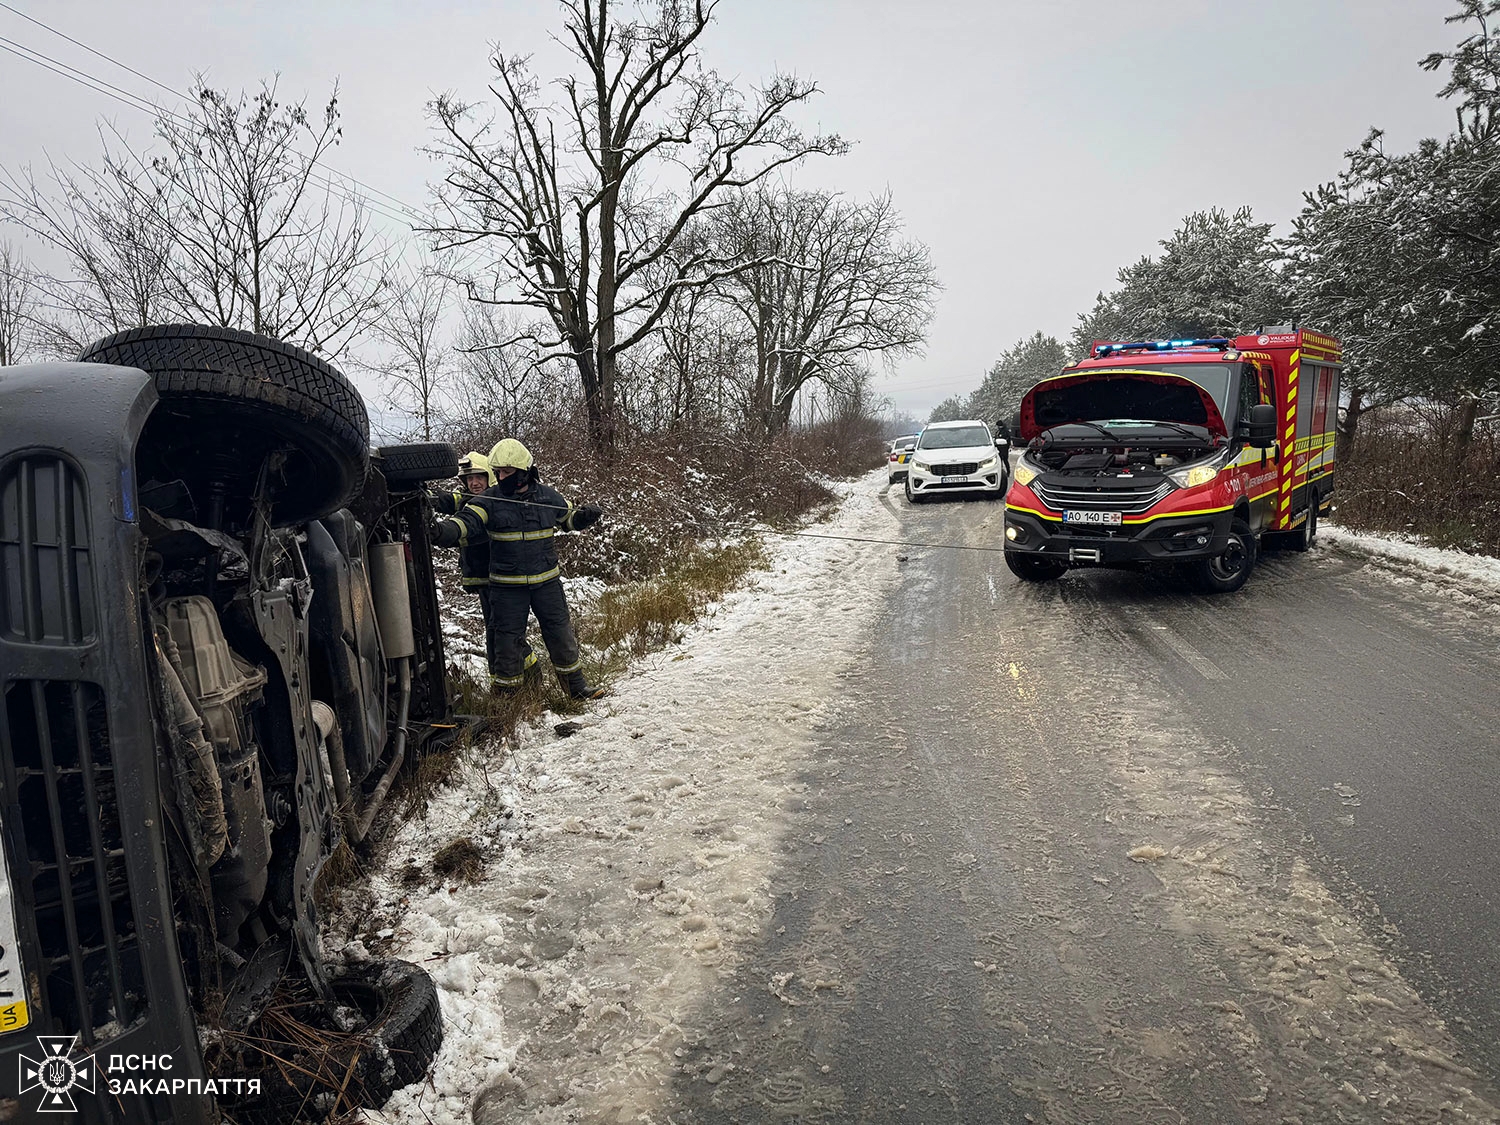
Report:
1002,328,1341,593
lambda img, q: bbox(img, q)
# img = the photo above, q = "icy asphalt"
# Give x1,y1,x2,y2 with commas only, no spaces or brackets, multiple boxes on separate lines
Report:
345,470,1500,1125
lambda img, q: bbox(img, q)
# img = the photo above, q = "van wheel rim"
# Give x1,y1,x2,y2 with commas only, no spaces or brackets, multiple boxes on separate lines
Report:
1210,537,1246,580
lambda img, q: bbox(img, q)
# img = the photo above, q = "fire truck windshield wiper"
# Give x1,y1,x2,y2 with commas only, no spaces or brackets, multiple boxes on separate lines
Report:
1056,421,1121,444
1147,420,1212,443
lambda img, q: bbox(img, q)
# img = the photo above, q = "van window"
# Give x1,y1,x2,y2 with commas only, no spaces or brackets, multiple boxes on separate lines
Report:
1236,364,1260,425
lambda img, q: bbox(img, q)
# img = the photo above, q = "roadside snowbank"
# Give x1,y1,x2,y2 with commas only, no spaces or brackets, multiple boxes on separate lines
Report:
1324,522,1500,593
344,470,903,1125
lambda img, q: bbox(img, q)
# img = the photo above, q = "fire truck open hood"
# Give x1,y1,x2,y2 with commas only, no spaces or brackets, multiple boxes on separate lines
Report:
1019,369,1229,442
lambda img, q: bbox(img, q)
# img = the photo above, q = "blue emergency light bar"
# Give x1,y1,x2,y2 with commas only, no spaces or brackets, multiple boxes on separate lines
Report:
1092,337,1232,356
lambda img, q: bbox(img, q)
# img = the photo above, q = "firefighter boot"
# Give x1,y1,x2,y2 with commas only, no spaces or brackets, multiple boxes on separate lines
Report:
564,669,606,700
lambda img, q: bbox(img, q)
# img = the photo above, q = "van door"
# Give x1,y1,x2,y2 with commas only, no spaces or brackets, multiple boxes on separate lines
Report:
1237,363,1277,532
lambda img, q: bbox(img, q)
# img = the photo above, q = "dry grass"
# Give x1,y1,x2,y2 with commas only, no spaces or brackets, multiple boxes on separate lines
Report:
392,742,465,820
313,838,365,914
208,983,378,1124
431,836,487,883
1333,413,1500,555
583,539,767,656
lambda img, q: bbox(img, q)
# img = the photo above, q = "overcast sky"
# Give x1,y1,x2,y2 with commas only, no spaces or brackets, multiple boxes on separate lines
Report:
0,0,1462,418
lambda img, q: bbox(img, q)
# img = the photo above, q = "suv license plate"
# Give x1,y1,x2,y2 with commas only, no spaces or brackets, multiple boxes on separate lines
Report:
0,816,30,1034
1063,510,1122,526
940,475,966,484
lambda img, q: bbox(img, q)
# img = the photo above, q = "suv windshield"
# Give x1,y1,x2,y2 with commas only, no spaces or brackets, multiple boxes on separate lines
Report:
920,425,991,450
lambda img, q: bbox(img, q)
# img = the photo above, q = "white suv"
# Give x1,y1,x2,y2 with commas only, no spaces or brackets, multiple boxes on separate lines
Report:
904,419,1008,504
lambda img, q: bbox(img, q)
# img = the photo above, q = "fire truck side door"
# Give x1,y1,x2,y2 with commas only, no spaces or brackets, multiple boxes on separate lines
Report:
1239,363,1277,533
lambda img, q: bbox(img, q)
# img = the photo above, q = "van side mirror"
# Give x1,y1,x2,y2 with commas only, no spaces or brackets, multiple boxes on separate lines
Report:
1247,403,1276,448
994,437,1008,449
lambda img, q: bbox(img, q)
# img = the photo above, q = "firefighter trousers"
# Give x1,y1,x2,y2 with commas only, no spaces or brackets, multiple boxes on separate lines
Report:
481,579,580,687
476,588,534,682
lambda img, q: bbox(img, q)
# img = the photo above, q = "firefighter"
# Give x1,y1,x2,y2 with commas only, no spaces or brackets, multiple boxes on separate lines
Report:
431,438,604,698
428,452,540,687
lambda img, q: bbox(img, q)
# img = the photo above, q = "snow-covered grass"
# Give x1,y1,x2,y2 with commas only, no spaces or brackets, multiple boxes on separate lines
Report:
1324,522,1500,592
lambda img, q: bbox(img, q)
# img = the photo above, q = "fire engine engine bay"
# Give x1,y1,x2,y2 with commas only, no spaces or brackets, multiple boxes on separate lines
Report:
1026,421,1226,477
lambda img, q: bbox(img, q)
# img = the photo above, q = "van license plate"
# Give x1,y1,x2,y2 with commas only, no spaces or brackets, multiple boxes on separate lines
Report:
1063,510,1122,526
941,475,966,484
0,815,30,1034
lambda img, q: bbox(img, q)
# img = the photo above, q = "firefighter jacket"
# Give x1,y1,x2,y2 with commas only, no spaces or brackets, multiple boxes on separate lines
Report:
436,482,594,586
431,489,491,588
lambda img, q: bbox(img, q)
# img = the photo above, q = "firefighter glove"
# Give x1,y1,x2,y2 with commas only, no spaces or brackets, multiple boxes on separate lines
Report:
430,517,460,548
572,505,602,531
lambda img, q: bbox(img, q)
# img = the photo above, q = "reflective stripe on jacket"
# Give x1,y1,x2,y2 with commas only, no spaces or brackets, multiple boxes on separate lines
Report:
432,489,491,586
445,481,585,586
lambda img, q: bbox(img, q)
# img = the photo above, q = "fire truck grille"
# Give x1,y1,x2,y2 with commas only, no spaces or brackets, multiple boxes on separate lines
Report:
1033,479,1172,514
3,679,145,1044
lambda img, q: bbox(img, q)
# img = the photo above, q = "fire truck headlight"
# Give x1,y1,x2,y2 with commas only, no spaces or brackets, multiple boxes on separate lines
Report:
1167,452,1229,489
1013,460,1038,487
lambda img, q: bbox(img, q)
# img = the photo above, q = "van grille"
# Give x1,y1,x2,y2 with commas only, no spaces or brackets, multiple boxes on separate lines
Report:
0,455,96,645
1032,479,1173,514
929,462,979,476
2,680,144,1043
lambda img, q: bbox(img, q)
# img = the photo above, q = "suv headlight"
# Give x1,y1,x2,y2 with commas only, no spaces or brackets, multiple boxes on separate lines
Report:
913,459,931,473
978,455,999,471
1012,459,1039,487
1166,450,1232,489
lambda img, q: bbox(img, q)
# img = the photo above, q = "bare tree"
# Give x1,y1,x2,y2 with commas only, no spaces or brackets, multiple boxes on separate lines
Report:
0,241,40,365
2,80,390,359
426,0,846,449
447,302,575,440
369,265,452,440
1,149,177,350
711,185,938,436
142,81,391,358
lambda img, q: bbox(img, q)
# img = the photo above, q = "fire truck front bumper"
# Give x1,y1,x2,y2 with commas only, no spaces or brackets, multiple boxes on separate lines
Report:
1002,507,1235,566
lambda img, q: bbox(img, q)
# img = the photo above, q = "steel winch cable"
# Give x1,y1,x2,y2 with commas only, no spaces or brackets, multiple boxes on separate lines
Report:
437,489,1013,554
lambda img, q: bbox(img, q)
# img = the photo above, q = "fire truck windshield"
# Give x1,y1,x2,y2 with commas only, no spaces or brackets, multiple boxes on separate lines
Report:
1093,363,1233,415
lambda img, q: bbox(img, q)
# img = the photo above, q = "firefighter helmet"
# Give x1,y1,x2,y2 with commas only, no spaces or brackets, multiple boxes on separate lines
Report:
487,437,534,473
457,450,494,485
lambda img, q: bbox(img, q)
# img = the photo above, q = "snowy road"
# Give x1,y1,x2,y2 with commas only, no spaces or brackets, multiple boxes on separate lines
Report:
354,472,1500,1124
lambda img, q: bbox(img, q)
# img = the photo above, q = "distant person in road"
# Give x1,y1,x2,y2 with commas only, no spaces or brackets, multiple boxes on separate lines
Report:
430,438,604,699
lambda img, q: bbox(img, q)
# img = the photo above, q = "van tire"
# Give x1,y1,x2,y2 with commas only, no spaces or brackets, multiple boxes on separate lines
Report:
378,443,461,489
78,324,368,528
1291,503,1318,552
1191,518,1256,593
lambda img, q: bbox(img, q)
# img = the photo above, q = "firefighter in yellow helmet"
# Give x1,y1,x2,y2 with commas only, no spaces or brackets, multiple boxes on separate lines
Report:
428,451,531,686
431,438,603,698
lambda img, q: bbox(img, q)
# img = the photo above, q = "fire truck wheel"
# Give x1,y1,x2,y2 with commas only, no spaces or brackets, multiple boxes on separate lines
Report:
1192,518,1256,594
1006,552,1068,583
1291,503,1318,552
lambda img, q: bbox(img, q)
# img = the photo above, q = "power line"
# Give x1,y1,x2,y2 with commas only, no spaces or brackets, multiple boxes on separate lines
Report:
0,37,417,230
0,1,426,221
0,10,427,230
